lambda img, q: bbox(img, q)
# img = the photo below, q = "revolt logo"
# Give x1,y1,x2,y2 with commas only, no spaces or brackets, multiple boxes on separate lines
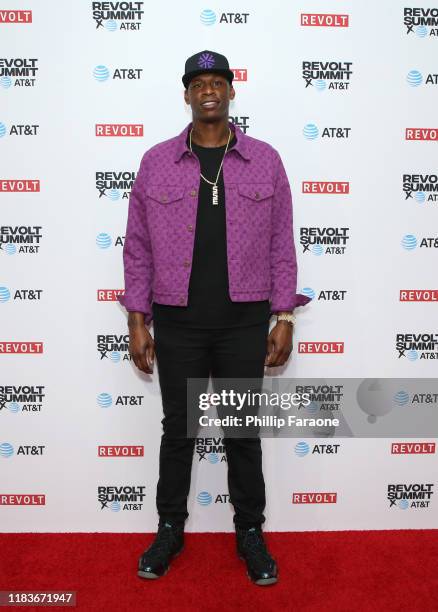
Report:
95,171,135,200
98,445,144,457
0,494,45,505
391,442,436,454
97,289,124,301
400,289,438,301
403,173,438,204
97,334,130,362
405,128,438,140
403,7,438,37
300,227,350,255
95,124,143,137
292,492,337,503
0,385,45,413
302,61,352,91
301,14,348,27
0,342,43,354
297,342,344,355
92,1,144,31
0,226,43,255
231,68,247,81
396,332,438,360
0,58,38,88
0,180,39,192
229,116,249,133
98,485,146,511
0,11,32,23
302,181,349,194
294,384,344,411
196,437,227,463
387,483,434,509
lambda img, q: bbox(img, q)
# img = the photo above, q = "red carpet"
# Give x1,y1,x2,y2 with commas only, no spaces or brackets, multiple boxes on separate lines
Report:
1,530,437,611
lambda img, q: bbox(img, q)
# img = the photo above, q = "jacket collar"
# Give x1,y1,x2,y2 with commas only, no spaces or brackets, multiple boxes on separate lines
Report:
173,120,251,163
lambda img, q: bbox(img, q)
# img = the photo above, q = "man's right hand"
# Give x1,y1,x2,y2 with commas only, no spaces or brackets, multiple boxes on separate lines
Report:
128,312,154,374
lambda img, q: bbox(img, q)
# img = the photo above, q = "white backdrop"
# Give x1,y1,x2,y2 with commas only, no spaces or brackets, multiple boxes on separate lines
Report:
1,0,438,532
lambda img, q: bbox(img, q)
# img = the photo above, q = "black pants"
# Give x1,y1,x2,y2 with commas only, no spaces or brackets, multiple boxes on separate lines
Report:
153,319,270,529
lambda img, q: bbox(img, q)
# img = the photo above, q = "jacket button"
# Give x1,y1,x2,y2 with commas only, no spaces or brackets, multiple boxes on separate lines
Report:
161,194,168,202
187,224,193,232
183,259,190,267
190,189,197,197
254,191,260,200
179,296,184,304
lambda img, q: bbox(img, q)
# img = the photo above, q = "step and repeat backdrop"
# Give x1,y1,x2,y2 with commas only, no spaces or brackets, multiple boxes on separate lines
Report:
1,1,438,532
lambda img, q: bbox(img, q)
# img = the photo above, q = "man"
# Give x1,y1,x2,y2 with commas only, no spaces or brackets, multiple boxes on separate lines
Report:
118,50,310,586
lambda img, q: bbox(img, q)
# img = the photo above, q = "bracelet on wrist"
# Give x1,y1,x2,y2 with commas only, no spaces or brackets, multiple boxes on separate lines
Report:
276,312,296,326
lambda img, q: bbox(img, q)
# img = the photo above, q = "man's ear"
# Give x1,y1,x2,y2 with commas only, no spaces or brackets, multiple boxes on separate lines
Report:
184,89,189,105
229,85,236,100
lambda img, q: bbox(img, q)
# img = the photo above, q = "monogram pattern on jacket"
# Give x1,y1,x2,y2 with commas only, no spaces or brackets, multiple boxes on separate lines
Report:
118,121,310,324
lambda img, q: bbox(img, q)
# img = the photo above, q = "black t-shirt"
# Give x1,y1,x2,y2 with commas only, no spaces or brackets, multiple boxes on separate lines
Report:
152,132,271,328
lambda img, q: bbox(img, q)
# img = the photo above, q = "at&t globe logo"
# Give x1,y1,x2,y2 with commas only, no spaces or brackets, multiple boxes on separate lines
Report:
200,9,216,25
401,234,417,250
0,286,11,302
303,124,319,140
0,76,12,89
93,65,110,82
415,25,428,38
394,391,410,406
97,393,113,408
104,19,117,31
2,243,17,255
295,441,310,457
406,70,423,87
0,442,14,458
96,233,112,249
197,491,212,506
7,402,21,414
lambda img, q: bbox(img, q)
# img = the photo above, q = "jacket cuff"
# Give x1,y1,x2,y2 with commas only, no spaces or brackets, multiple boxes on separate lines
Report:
294,292,312,307
117,293,153,325
270,292,312,314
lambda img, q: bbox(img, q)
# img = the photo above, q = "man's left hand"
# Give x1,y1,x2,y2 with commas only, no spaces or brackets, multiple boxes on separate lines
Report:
265,321,293,367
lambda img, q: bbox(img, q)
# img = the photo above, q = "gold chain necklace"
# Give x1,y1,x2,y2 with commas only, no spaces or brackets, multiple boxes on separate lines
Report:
189,127,232,205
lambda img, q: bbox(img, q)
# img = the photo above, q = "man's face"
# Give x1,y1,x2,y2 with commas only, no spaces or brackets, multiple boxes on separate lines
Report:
184,72,235,121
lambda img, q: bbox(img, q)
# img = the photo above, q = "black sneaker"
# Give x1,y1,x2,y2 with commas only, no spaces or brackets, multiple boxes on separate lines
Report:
137,521,184,579
236,526,278,586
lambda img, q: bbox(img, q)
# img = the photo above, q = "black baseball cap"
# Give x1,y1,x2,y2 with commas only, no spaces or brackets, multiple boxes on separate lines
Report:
182,50,234,89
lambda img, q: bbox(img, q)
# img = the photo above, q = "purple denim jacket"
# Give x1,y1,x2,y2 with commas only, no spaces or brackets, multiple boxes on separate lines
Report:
118,120,311,324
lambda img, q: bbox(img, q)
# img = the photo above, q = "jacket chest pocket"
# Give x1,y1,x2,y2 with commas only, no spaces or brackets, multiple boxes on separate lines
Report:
145,186,186,267
146,185,185,205
236,183,273,239
237,183,274,203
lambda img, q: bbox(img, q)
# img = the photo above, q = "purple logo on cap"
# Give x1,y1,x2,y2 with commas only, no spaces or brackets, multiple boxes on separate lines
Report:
197,52,215,69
